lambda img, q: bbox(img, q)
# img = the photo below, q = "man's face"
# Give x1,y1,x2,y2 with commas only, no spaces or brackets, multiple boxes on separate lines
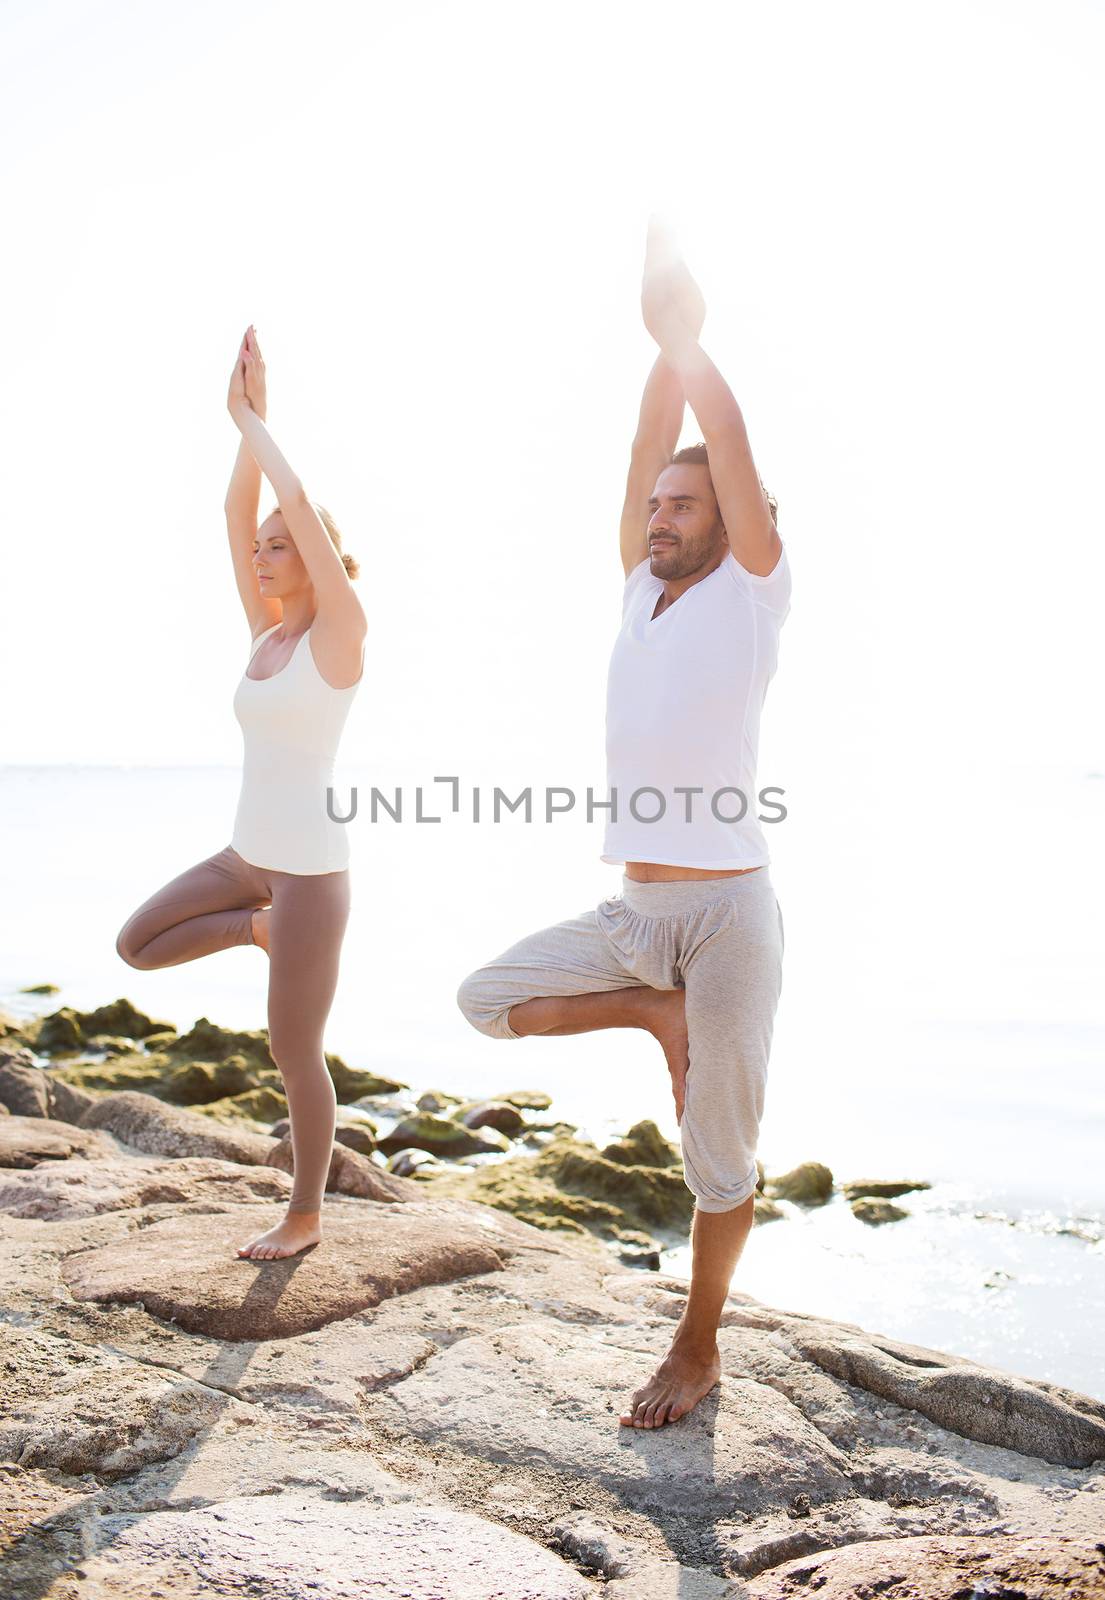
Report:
646,463,726,580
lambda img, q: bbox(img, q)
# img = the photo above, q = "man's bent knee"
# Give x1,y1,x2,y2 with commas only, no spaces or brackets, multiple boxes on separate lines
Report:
456,972,520,1041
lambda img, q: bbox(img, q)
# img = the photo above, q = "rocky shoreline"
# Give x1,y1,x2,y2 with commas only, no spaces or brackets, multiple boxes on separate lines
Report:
2,993,1104,1597
1,995,931,1265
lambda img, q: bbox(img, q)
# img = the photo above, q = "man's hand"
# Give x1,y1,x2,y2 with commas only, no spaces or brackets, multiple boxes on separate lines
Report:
641,215,706,345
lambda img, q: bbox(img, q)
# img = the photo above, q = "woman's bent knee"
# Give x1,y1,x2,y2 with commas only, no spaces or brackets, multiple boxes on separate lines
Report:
115,924,151,970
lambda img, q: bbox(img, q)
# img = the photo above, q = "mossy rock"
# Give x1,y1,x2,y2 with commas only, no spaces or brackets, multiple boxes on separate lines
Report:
421,1133,695,1241
752,1192,785,1224
497,1089,553,1112
601,1119,680,1169
520,1121,578,1148
33,1009,85,1054
851,1195,909,1225
143,1030,179,1051
34,1000,174,1055
77,999,175,1040
0,1009,26,1040
162,1056,261,1106
426,1162,630,1239
19,983,59,996
609,1225,658,1249
81,1034,140,1058
167,1017,275,1069
162,1018,404,1100
193,1085,289,1124
764,1161,834,1204
416,1089,465,1113
547,1140,695,1229
51,1052,175,1097
50,1050,277,1108
376,1113,511,1160
385,1148,443,1178
328,1057,407,1101
841,1178,931,1201
456,1099,527,1136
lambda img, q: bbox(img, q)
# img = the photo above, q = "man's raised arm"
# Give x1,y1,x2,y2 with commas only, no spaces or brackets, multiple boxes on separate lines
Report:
619,244,706,578
642,220,782,578
619,356,685,578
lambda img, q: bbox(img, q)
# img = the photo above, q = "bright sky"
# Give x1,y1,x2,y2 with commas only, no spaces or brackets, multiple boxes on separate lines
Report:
3,0,1103,791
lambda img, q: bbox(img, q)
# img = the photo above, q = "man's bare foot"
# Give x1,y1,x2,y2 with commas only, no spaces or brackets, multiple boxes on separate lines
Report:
236,1211,320,1260
251,907,271,954
619,1339,721,1428
636,986,689,1122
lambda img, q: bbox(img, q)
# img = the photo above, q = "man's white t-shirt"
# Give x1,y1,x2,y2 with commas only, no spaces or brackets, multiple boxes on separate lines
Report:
601,543,792,870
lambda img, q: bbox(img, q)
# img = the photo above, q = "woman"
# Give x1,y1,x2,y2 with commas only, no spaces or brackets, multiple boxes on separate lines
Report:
115,326,367,1261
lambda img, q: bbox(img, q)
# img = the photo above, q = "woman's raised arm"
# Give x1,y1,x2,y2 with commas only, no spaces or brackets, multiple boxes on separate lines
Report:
225,327,280,637
228,342,361,619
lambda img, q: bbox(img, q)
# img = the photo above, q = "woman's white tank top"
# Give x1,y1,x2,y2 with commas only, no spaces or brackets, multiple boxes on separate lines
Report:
230,621,361,875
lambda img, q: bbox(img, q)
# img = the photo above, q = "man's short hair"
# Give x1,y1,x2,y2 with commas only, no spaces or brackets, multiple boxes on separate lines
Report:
670,442,778,528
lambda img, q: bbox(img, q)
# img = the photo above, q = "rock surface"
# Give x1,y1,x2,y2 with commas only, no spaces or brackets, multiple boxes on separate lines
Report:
851,1195,909,1225
0,1156,293,1219
264,1132,415,1203
61,1201,518,1339
81,1089,278,1163
61,1496,598,1599
1,1322,225,1478
0,1114,115,1168
751,1532,1105,1598
1,1066,1103,1598
0,1048,98,1123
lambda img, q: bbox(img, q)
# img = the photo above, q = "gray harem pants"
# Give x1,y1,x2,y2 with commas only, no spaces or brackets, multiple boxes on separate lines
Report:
456,869,784,1213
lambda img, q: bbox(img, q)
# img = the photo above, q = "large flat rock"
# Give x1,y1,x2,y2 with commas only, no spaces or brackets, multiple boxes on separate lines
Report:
373,1319,854,1519
61,1202,516,1339
0,1155,293,1218
75,1494,598,1599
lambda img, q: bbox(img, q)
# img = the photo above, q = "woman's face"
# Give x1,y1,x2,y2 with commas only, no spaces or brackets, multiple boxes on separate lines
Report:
252,511,310,598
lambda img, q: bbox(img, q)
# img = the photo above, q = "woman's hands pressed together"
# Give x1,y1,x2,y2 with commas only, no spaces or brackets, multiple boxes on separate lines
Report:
227,325,267,425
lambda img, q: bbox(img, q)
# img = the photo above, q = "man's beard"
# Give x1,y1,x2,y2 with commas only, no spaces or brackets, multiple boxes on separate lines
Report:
650,539,699,578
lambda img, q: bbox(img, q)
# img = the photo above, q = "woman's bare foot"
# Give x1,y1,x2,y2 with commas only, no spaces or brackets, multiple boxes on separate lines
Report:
251,907,271,954
236,1211,320,1260
637,986,689,1122
619,1337,721,1428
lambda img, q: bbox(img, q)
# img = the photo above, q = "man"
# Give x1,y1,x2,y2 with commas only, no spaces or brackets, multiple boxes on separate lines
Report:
456,220,791,1429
